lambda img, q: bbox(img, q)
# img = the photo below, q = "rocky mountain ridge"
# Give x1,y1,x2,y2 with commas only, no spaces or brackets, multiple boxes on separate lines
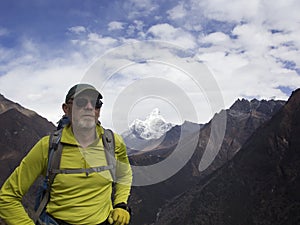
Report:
0,95,55,225
0,95,55,184
0,94,37,117
128,98,285,225
155,90,300,225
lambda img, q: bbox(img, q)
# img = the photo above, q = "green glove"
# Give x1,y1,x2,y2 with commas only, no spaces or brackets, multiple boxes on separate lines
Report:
108,208,130,225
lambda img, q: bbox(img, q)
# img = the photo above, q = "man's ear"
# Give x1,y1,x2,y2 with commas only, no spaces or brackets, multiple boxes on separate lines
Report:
62,103,69,114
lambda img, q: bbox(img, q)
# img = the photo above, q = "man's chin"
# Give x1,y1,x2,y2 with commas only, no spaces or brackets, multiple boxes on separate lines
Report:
77,120,96,129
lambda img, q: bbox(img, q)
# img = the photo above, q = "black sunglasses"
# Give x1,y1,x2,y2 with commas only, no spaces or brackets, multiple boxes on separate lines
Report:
70,97,103,108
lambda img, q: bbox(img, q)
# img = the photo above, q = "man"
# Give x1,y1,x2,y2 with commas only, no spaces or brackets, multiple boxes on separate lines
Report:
0,84,132,225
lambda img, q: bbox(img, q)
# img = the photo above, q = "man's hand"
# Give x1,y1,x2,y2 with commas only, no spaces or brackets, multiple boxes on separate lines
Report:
108,208,130,225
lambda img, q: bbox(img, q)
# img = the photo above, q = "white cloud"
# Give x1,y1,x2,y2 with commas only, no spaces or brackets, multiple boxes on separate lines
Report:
231,23,272,58
108,21,125,31
260,0,300,31
0,38,43,74
147,23,197,49
176,0,300,103
68,26,87,34
87,33,117,45
191,0,261,22
195,19,300,105
196,44,300,106
125,20,145,37
0,61,86,123
69,32,120,62
200,32,233,49
167,2,187,20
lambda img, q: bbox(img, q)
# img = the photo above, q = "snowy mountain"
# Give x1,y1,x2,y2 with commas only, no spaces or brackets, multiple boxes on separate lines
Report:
130,108,173,140
122,108,174,151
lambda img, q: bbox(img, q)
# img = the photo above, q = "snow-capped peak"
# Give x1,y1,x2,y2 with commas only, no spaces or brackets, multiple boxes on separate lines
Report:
129,108,173,140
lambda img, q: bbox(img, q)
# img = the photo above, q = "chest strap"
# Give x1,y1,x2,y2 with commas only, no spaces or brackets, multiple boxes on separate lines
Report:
50,165,114,176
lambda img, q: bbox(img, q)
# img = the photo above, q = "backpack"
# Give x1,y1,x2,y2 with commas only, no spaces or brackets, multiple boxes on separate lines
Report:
32,119,116,224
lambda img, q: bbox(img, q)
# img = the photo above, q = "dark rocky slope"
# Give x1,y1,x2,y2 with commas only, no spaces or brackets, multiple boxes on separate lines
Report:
155,90,300,225
129,98,285,225
0,95,55,225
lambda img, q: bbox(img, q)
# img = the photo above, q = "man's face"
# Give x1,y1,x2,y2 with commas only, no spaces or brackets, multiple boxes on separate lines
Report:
65,91,102,130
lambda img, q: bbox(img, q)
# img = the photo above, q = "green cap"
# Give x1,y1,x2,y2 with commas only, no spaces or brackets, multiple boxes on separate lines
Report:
65,83,103,103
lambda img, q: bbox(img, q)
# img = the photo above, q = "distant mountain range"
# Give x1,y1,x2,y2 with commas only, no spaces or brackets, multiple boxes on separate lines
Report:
0,92,292,225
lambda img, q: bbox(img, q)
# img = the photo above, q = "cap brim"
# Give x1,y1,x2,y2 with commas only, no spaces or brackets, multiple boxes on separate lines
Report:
73,87,103,99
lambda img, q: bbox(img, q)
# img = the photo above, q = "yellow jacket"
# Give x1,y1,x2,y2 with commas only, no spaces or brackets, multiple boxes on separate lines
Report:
0,124,132,225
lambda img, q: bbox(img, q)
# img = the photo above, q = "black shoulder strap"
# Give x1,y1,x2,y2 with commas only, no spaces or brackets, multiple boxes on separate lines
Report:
102,128,116,182
33,129,63,224
47,130,64,187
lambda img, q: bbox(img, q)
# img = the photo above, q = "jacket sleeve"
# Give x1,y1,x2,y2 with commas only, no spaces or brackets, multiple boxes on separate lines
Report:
113,134,132,206
0,136,49,225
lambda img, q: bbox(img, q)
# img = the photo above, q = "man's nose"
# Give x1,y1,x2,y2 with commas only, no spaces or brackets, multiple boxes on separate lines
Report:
85,100,94,109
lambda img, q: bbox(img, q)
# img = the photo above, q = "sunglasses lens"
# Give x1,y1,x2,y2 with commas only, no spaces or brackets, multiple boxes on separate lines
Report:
90,99,97,107
74,98,102,108
75,98,88,107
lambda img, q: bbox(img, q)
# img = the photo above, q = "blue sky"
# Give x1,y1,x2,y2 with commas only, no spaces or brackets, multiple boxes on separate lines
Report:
1,0,300,132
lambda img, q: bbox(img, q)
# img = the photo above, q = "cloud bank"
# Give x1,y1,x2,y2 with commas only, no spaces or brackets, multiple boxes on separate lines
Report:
0,0,299,132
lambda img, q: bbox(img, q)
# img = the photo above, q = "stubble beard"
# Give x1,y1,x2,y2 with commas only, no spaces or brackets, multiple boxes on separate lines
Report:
78,119,96,129
75,117,97,130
